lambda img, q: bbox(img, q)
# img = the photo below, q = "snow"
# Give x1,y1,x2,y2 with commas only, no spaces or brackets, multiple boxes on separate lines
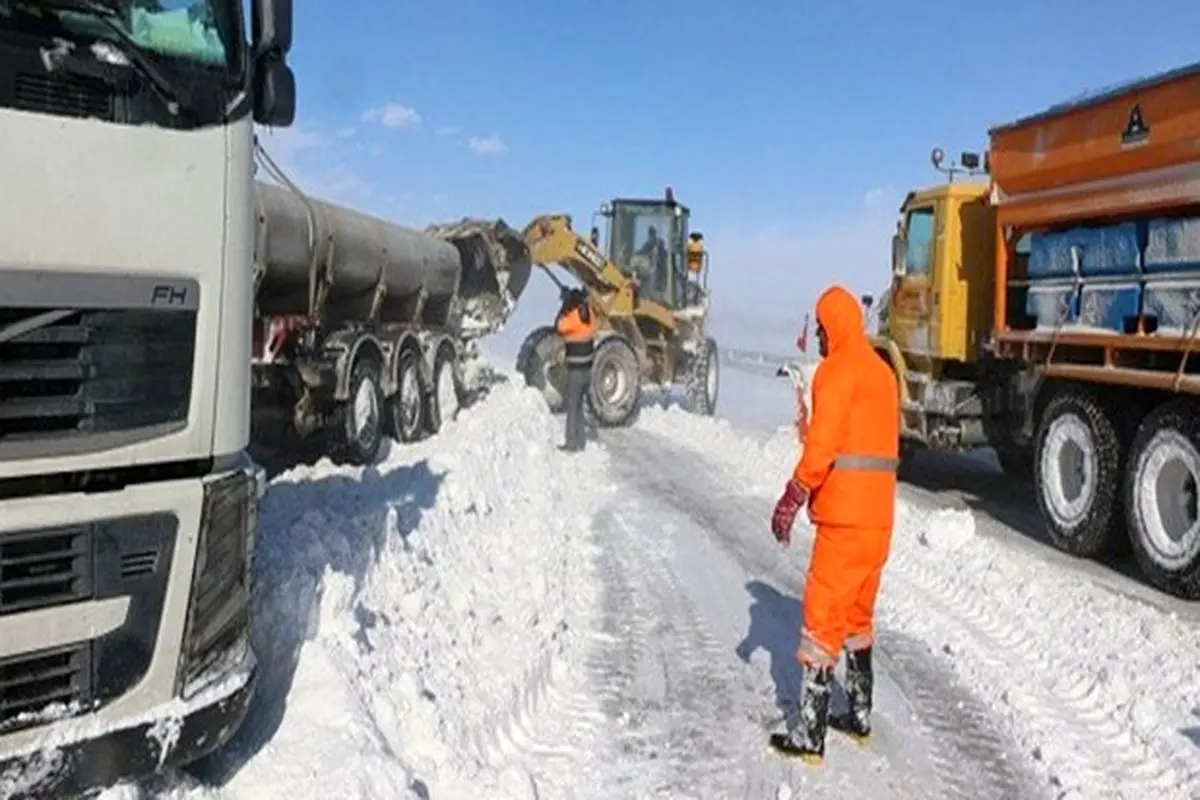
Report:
72,352,1200,800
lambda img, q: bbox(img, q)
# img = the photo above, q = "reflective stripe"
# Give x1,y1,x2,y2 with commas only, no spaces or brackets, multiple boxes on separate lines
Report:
832,454,899,472
843,632,873,652
798,629,838,667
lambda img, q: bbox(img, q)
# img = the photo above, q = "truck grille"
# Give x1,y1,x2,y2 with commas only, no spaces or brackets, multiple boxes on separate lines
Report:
0,525,91,616
14,72,116,121
0,514,177,732
0,643,92,733
0,308,196,445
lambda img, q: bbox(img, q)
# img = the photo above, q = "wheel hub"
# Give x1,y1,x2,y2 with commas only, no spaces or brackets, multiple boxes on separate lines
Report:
399,367,421,433
1041,413,1096,528
437,364,459,422
1135,429,1200,568
353,377,379,443
597,360,628,405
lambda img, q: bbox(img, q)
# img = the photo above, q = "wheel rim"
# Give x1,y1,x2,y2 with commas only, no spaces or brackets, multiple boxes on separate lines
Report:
437,361,459,423
1134,429,1200,569
398,364,421,435
705,346,719,405
534,337,565,407
353,376,379,445
596,357,631,409
1040,412,1097,528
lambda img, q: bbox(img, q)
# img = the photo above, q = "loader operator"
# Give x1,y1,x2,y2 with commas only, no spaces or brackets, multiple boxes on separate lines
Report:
556,287,597,452
767,284,900,764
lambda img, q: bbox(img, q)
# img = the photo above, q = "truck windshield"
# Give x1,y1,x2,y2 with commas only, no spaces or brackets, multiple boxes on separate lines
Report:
62,0,234,66
31,1,238,68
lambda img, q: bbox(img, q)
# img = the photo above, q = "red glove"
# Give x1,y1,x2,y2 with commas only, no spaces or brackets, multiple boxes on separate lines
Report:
771,480,808,546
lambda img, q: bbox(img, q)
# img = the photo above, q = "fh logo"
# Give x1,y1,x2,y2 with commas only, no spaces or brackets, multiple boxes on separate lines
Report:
151,284,189,306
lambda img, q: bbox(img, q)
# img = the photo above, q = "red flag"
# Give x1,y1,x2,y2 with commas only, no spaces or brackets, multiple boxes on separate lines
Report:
795,313,810,353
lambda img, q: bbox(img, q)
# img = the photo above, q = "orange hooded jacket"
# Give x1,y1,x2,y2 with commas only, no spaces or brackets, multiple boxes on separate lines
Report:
792,286,900,530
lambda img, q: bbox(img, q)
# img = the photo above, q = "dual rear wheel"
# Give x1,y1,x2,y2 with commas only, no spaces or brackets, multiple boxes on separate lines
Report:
1034,387,1200,598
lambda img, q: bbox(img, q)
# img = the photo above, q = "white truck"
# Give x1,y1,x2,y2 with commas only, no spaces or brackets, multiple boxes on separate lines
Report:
0,0,295,796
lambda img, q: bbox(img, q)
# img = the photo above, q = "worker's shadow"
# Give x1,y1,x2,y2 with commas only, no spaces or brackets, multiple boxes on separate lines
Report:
735,579,849,730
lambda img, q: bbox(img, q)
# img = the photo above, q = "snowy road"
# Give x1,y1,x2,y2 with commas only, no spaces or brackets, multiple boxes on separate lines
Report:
85,365,1199,800
573,428,1039,799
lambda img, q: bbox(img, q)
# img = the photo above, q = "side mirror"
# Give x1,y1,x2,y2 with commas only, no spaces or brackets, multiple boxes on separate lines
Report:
891,233,907,277
253,57,296,126
252,0,293,55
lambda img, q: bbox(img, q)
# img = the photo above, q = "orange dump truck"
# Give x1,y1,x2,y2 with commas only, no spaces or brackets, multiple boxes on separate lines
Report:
878,61,1200,598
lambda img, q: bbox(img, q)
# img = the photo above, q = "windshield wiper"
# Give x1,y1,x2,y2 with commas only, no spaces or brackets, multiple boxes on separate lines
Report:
18,0,194,117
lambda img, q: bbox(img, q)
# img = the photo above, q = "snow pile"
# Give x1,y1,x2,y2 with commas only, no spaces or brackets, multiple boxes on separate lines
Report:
140,380,610,799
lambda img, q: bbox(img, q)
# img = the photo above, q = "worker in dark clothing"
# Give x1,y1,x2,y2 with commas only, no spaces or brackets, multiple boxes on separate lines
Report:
556,288,597,452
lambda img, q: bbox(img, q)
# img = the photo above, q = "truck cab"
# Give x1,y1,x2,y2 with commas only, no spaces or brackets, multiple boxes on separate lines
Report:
0,0,294,794
876,156,1026,469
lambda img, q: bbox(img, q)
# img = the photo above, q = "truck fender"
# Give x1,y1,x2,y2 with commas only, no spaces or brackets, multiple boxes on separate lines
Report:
322,329,387,402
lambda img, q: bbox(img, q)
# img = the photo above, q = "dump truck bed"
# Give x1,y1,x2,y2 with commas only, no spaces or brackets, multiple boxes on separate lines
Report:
989,61,1200,394
987,61,1200,228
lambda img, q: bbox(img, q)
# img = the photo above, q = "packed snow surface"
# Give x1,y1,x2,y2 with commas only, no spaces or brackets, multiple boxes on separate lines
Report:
83,355,1199,800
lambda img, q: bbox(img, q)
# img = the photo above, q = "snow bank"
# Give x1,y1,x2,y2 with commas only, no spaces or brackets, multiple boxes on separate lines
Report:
638,402,1200,799
110,379,610,799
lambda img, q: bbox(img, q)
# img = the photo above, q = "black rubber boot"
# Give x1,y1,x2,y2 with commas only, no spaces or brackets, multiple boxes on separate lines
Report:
769,663,833,764
831,646,873,743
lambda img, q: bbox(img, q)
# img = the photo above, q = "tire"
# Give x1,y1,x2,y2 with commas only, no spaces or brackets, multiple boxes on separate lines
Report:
516,325,566,413
331,353,386,465
1124,399,1200,599
1033,387,1125,558
386,345,425,444
425,340,466,435
682,336,719,415
586,335,642,428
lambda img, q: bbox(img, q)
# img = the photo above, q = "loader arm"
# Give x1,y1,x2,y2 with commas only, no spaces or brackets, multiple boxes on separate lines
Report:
521,214,677,335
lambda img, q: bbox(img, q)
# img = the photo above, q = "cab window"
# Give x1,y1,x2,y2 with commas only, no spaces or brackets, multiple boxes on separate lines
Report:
905,208,935,277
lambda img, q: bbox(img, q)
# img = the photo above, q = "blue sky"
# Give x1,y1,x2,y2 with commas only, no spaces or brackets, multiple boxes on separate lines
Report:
257,0,1200,356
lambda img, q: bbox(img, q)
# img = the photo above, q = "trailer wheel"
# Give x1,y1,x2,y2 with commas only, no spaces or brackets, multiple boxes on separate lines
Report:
516,325,566,413
425,341,466,434
682,336,719,416
586,335,642,428
333,354,386,465
387,345,425,444
1034,388,1125,558
1124,400,1200,599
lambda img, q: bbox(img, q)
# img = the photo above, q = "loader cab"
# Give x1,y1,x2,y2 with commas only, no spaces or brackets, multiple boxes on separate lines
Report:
601,187,697,309
887,178,994,365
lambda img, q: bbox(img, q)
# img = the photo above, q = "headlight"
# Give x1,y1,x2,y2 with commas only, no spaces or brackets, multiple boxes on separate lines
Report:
177,468,257,698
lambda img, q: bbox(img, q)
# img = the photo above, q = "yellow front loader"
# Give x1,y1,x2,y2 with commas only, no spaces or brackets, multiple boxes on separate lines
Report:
515,187,719,426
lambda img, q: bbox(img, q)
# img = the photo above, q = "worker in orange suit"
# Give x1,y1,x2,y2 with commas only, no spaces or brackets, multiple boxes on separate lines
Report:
556,287,597,452
767,284,900,764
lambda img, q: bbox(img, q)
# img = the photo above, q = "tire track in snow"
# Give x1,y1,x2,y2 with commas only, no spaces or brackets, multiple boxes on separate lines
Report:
607,428,1042,800
585,503,780,799
882,505,1196,798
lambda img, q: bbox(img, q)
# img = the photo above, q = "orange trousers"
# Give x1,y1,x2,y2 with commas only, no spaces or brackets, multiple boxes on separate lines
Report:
798,524,892,667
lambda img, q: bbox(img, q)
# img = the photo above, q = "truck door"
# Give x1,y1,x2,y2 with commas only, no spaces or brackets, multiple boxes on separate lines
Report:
893,204,939,356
